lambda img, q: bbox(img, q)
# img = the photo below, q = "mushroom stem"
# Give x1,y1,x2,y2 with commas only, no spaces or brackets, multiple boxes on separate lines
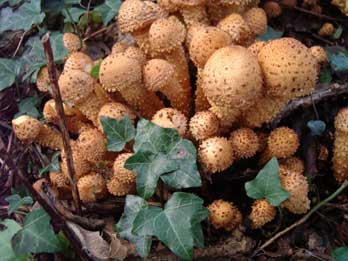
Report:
76,93,103,127
195,68,210,112
133,27,153,56
94,82,126,105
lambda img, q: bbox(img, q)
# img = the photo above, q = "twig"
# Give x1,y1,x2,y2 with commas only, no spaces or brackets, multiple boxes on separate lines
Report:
41,33,82,215
83,23,115,42
272,83,348,127
252,180,348,257
12,30,27,57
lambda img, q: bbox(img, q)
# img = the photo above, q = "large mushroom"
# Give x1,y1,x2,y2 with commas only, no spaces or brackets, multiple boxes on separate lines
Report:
333,108,348,182
170,0,209,27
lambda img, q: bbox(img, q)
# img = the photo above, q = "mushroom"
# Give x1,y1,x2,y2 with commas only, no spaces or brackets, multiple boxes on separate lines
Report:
99,52,163,119
152,108,188,136
12,115,63,150
63,52,93,73
333,108,348,182
170,0,209,27
49,172,72,200
61,148,91,180
198,137,234,173
229,128,259,159
143,59,191,115
98,102,137,132
247,40,267,56
217,13,254,45
309,46,328,64
94,82,126,106
263,1,282,18
280,171,310,214
208,199,242,231
117,0,168,55
58,69,102,127
36,66,60,93
124,46,147,66
202,46,263,127
249,199,276,229
157,0,179,13
77,172,107,203
76,128,107,163
331,0,348,15
107,153,136,196
111,42,129,54
63,33,84,54
189,111,219,141
243,7,268,36
267,127,299,159
318,23,335,37
280,157,305,176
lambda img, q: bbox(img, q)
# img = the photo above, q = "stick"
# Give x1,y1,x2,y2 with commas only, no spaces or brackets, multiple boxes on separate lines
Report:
252,180,348,257
41,33,82,215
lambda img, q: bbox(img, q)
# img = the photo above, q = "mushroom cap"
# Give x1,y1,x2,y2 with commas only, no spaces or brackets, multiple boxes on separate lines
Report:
189,111,219,141
36,66,51,93
124,46,147,66
118,0,168,33
61,148,91,179
43,99,59,122
202,45,263,112
99,52,142,93
143,59,175,92
280,157,305,176
268,127,299,158
198,137,234,173
208,199,242,231
263,1,282,18
243,8,267,36
77,172,107,203
64,52,93,73
58,69,95,107
149,16,186,54
189,26,232,68
98,102,137,131
107,177,135,196
217,13,253,45
77,128,106,163
249,199,276,229
335,108,348,133
63,33,82,53
247,41,267,56
185,23,206,47
318,23,335,37
152,108,188,136
111,42,129,54
229,128,259,159
281,172,310,214
171,0,206,6
157,0,179,12
258,37,318,99
113,153,136,184
309,46,328,64
49,172,71,199
12,115,41,142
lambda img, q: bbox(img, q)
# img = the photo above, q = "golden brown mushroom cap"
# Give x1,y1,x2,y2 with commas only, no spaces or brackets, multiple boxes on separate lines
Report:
243,8,267,36
258,38,318,99
171,0,206,6
318,23,335,37
49,172,72,200
61,148,91,180
58,69,95,107
124,46,147,66
189,111,219,141
152,108,188,136
12,115,41,142
247,41,267,56
99,52,142,93
64,52,93,73
208,199,242,231
268,127,299,158
77,172,107,203
113,153,136,184
249,199,276,229
189,26,232,68
263,1,282,18
309,46,328,64
77,128,106,163
98,102,136,131
157,0,179,12
280,157,305,175
118,0,168,33
111,42,129,54
333,108,348,182
143,59,175,92
229,128,259,159
63,33,82,53
198,137,234,173
107,178,135,196
149,16,186,54
335,107,348,132
36,66,51,93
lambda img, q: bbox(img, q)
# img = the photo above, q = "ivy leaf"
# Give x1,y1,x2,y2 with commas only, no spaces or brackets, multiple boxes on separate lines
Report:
115,195,152,258
62,7,85,23
12,208,62,255
39,151,61,176
0,1,45,33
332,246,348,261
0,0,22,6
333,25,343,40
257,26,283,41
125,119,202,199
245,158,289,206
94,0,121,25
100,116,136,152
326,46,348,73
0,58,19,91
5,194,33,215
319,68,333,84
91,59,102,79
0,219,24,261
307,120,326,136
15,96,42,119
132,192,208,260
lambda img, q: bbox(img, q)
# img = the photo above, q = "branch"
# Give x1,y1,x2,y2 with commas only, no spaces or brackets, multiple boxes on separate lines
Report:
252,180,348,257
271,83,348,127
41,33,82,215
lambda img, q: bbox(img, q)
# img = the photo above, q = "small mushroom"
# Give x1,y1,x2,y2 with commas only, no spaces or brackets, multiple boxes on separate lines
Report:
309,46,328,64
280,157,305,176
63,33,84,54
36,66,60,93
208,199,242,231
189,111,219,141
77,172,108,203
247,40,267,56
333,108,348,182
63,52,93,73
318,23,335,37
152,108,188,136
263,1,282,18
229,128,259,159
243,8,268,36
249,199,276,229
61,148,91,180
49,172,72,200
171,0,209,27
267,127,299,159
76,128,107,163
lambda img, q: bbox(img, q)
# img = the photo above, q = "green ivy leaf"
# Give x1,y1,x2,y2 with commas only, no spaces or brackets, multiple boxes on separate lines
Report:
15,96,42,119
94,0,121,25
0,0,22,6
319,68,333,84
39,151,61,176
0,1,45,33
115,195,152,258
0,219,24,261
132,192,208,260
257,26,283,41
5,194,33,215
0,58,20,91
12,208,62,255
307,120,326,136
332,246,348,261
333,25,343,40
245,158,289,206
100,116,136,152
91,59,102,79
326,46,348,73
125,119,202,199
62,7,85,23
